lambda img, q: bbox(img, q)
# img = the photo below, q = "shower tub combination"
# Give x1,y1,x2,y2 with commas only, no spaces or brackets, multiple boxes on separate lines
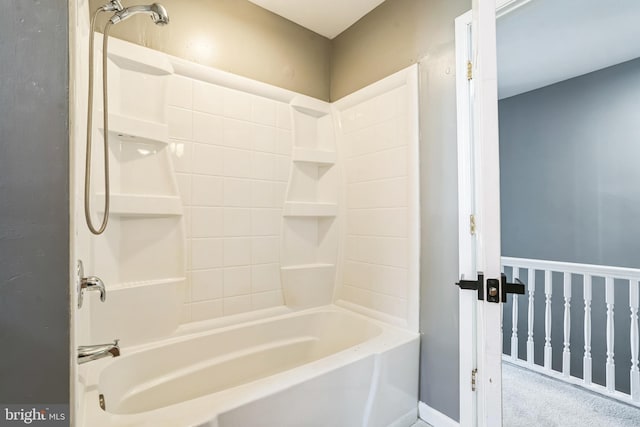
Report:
74,2,421,425
79,306,419,426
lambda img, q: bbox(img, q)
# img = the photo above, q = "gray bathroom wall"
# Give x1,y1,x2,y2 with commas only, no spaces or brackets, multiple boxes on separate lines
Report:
0,0,70,409
500,57,640,394
88,0,332,101
331,0,470,102
332,0,471,421
418,46,463,421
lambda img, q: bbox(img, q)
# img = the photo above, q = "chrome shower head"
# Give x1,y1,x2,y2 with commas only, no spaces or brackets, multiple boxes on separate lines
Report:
149,3,169,25
109,3,169,26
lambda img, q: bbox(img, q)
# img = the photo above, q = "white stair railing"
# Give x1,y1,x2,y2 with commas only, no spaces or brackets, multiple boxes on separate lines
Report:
562,272,571,377
584,274,592,386
511,267,521,361
631,280,640,401
501,257,640,407
544,269,553,371
606,276,616,392
527,268,535,365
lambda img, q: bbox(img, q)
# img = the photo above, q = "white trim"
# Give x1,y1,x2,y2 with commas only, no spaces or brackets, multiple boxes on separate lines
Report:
388,408,420,427
455,10,477,427
496,0,533,18
406,64,421,334
419,401,460,427
471,0,503,425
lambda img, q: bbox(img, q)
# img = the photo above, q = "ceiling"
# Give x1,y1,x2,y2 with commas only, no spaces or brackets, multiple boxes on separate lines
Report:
497,0,640,99
248,0,640,94
248,0,385,39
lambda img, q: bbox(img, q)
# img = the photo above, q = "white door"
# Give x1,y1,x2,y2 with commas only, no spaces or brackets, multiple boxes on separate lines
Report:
456,0,503,426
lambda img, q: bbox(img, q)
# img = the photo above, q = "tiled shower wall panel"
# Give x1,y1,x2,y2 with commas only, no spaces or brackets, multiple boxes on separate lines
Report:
167,75,292,323
340,86,410,320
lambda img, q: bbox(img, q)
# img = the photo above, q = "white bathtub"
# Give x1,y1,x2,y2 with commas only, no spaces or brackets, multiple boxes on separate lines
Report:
79,305,419,427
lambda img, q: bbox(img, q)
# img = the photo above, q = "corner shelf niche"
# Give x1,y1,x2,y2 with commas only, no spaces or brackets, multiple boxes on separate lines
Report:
280,97,339,309
97,194,182,217
292,148,336,166
85,35,185,346
98,112,169,145
283,202,337,217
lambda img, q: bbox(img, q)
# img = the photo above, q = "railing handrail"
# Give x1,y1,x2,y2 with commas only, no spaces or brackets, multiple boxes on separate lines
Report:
501,256,640,281
501,256,640,406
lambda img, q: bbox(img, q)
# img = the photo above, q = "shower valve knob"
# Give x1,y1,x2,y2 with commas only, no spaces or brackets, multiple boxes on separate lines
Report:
77,260,107,308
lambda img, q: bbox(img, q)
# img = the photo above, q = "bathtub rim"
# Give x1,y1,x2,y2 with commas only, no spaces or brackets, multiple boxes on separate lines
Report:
79,304,419,426
83,304,412,365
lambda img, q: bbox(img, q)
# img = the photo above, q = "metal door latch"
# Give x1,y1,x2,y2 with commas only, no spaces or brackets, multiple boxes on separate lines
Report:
456,273,525,303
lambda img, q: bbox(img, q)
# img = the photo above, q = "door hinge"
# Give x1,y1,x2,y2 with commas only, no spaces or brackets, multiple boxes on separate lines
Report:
470,214,476,235
471,368,478,391
467,60,473,80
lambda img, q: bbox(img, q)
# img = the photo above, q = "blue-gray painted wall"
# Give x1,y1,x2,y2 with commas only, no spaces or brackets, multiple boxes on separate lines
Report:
0,0,70,407
500,57,640,393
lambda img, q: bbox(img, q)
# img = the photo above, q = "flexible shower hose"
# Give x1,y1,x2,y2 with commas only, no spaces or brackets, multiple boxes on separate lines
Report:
84,10,113,235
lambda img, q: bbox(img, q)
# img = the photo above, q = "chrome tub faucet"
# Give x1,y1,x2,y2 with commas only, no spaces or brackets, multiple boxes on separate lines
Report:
78,340,120,364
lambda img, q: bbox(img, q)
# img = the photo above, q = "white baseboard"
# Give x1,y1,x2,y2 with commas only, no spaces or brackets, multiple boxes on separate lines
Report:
418,401,459,427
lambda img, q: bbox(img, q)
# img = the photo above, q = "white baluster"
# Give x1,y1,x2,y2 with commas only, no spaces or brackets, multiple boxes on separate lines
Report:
544,270,553,371
584,275,592,386
527,268,535,365
606,276,615,393
511,267,520,361
562,272,572,377
631,280,640,402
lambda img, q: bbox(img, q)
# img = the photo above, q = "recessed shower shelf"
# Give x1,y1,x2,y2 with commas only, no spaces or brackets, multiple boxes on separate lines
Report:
108,276,186,292
281,263,335,272
283,202,337,217
291,97,332,117
292,148,336,166
98,112,169,145
97,193,183,217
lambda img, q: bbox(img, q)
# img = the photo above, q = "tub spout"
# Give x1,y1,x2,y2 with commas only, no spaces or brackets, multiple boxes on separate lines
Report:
78,339,120,364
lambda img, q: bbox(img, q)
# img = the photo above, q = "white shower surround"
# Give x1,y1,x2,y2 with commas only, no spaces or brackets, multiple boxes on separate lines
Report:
74,24,421,425
333,68,420,331
163,49,420,330
166,72,294,322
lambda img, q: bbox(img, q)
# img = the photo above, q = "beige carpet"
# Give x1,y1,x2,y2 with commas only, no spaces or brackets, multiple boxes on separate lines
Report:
503,362,640,427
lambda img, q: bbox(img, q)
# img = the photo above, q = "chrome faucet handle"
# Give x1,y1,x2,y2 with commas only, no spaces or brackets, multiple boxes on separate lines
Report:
77,260,107,308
